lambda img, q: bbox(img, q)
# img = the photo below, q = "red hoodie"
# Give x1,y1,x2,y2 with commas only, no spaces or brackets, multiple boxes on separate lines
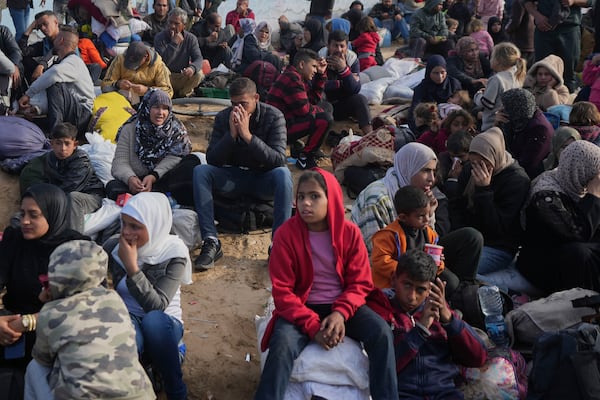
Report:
261,168,374,351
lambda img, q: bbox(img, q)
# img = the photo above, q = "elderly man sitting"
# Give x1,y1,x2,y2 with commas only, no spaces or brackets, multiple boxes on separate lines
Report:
154,7,204,98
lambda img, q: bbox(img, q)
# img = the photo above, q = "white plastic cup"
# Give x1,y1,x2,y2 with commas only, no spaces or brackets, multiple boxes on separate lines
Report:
424,244,444,266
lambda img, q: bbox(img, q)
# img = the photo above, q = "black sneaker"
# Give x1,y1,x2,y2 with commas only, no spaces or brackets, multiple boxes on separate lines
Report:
194,238,223,271
296,153,317,170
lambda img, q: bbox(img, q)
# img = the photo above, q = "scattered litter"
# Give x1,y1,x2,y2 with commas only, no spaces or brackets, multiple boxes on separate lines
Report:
245,353,251,362
195,333,209,339
188,301,198,305
224,354,233,358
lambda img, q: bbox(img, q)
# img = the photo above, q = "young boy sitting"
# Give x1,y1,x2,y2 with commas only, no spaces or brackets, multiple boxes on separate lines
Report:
376,249,487,398
371,186,483,298
371,185,444,289
25,240,155,399
266,49,334,170
19,122,105,233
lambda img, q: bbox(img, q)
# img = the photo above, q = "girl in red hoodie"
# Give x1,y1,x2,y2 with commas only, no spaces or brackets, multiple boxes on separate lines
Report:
255,168,398,400
352,16,380,71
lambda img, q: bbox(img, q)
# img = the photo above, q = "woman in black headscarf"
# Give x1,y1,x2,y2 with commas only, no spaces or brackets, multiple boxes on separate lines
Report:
0,183,88,372
107,88,200,206
408,55,462,132
302,17,327,52
487,16,508,45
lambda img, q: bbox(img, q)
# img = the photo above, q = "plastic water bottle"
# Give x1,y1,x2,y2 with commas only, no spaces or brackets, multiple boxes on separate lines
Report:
166,192,180,209
478,285,509,347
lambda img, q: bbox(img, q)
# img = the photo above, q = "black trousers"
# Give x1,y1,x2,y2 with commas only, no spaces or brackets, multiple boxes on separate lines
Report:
106,154,201,207
438,227,484,297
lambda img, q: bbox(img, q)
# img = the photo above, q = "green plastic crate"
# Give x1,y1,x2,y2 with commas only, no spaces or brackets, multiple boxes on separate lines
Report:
198,87,230,99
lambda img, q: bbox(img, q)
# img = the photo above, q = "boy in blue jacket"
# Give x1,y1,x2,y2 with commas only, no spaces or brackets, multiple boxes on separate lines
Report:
371,249,487,398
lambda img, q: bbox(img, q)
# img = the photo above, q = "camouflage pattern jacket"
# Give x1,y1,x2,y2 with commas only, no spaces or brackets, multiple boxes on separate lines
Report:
32,240,155,399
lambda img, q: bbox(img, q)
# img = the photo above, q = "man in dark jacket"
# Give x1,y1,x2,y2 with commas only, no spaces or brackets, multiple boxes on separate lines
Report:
142,0,170,45
319,29,372,133
18,10,59,83
192,77,293,270
191,12,234,68
522,0,592,92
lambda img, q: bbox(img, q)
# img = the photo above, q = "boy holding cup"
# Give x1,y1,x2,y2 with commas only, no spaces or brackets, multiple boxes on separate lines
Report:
371,185,480,298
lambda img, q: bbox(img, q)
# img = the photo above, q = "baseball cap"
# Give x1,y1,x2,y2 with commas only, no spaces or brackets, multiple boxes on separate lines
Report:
124,41,149,70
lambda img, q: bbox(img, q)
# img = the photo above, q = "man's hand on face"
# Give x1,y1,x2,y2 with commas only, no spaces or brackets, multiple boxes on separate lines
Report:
326,53,347,73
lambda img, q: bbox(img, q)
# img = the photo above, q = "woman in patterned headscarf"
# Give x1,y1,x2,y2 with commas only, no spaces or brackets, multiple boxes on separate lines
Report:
518,140,600,294
446,36,493,97
107,89,199,206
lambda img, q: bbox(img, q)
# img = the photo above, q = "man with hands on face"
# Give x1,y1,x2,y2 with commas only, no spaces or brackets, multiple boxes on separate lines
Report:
192,77,292,270
154,7,204,98
369,249,487,399
266,48,333,170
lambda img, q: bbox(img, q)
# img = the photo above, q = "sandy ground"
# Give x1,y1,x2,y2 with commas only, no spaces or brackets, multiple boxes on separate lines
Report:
0,70,395,400
0,113,357,400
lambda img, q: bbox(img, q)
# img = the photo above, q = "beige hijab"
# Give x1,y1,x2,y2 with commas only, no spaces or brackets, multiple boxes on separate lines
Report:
464,127,514,207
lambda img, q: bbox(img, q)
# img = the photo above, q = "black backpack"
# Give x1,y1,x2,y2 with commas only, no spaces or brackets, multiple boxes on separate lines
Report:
213,196,274,234
448,281,513,331
527,323,600,400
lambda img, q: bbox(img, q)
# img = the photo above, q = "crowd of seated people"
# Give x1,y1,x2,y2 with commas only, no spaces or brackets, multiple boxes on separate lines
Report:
0,0,599,398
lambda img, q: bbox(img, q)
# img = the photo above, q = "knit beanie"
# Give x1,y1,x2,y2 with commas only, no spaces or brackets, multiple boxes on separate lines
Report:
146,89,172,112
501,88,536,121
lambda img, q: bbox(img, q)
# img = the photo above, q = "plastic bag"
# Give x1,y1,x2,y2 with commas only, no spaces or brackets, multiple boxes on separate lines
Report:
83,198,121,236
79,132,117,185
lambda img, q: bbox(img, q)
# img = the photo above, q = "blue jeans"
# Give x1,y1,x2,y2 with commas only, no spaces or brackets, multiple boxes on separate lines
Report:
254,305,398,400
477,246,516,275
193,165,293,239
373,17,409,41
9,7,30,42
131,311,187,400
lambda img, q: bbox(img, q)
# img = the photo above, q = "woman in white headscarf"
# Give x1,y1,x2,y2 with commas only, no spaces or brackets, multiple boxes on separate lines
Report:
254,21,273,51
109,192,192,400
518,140,600,294
231,19,281,74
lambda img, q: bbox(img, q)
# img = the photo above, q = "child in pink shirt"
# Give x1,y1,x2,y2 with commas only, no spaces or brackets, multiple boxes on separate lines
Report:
469,19,494,57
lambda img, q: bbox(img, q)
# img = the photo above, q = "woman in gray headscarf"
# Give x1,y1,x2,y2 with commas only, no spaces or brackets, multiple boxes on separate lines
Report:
542,127,581,170
518,140,600,294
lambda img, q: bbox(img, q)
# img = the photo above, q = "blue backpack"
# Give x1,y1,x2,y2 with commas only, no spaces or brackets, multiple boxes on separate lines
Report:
527,323,600,400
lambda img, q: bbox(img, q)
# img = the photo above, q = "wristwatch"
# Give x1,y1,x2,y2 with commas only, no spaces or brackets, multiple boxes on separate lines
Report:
21,315,30,331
